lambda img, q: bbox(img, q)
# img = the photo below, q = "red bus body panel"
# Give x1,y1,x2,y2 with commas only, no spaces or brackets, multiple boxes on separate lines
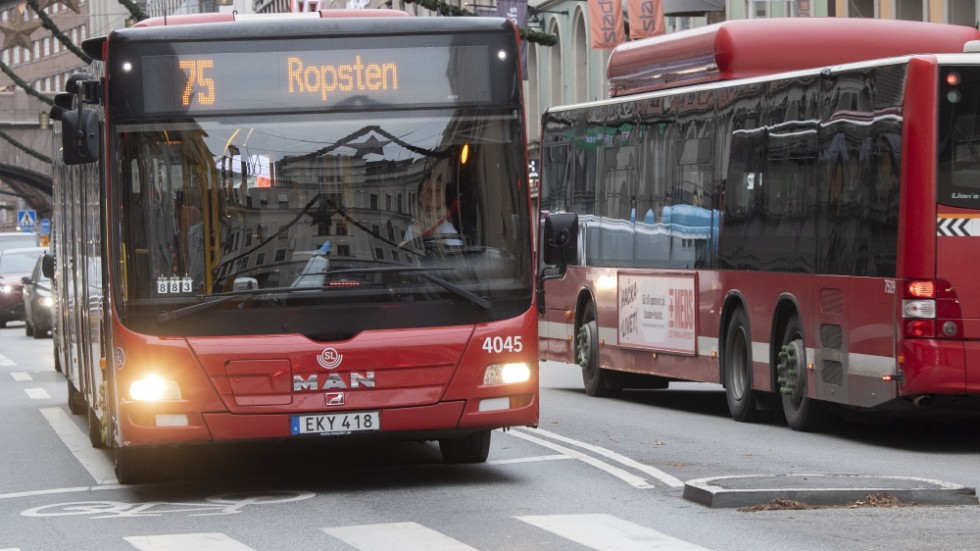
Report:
542,23,980,416
111,308,538,446
608,18,980,97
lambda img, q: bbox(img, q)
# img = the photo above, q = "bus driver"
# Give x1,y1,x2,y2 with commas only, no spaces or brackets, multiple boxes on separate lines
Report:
401,157,463,247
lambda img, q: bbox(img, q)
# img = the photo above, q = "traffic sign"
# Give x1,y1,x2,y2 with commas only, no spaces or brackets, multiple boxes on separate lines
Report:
39,218,51,235
17,209,37,230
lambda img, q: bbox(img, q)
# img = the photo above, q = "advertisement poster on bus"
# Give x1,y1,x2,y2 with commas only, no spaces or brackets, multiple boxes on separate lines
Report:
617,273,697,355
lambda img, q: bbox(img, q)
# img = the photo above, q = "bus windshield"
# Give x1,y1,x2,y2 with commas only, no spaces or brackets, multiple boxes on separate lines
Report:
111,107,531,337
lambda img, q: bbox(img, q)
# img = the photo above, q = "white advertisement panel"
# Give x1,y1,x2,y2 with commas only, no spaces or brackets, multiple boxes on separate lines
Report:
618,273,697,355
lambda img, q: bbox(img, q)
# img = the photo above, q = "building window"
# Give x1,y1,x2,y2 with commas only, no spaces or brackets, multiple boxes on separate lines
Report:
949,0,976,25
896,0,924,21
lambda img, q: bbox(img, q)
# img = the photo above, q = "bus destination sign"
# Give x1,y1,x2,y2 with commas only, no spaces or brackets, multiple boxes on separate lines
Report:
140,46,491,115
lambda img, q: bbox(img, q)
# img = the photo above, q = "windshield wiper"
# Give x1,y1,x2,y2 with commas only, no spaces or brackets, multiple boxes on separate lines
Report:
157,293,248,323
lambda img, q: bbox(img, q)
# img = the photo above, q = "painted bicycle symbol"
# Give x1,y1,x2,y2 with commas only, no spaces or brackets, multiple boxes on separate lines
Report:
21,490,315,519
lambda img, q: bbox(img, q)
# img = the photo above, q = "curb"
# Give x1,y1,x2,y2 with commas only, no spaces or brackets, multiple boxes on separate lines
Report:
683,474,979,508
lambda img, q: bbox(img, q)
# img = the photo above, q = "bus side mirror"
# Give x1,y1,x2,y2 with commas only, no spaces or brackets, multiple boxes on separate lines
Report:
62,109,99,165
541,212,578,275
41,253,54,280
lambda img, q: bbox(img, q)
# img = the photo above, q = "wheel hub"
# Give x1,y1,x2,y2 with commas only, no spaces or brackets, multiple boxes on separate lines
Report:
777,339,806,401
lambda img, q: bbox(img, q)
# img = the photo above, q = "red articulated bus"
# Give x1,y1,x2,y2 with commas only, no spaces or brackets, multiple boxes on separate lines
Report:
49,10,537,482
537,18,980,431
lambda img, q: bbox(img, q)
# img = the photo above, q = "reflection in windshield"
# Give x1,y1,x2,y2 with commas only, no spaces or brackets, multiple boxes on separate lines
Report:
112,108,530,332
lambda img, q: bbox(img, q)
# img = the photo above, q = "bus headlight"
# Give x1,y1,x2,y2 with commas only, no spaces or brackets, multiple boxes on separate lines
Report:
483,363,531,385
129,374,182,402
1,284,12,294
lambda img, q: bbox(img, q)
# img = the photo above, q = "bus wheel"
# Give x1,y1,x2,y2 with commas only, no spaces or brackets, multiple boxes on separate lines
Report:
723,308,760,422
67,380,86,415
87,408,105,449
115,447,162,484
53,342,62,373
777,316,827,432
577,302,618,397
439,430,491,463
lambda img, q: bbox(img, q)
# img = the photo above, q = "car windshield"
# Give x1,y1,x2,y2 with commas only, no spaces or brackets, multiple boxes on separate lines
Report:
0,250,43,274
111,108,531,337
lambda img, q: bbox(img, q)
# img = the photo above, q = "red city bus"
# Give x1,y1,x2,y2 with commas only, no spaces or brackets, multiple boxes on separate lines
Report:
49,10,537,482
537,18,980,431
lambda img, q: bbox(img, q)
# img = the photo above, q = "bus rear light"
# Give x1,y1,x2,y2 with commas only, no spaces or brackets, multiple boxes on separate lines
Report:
906,280,936,298
902,299,936,319
904,319,935,338
129,374,182,402
902,279,962,340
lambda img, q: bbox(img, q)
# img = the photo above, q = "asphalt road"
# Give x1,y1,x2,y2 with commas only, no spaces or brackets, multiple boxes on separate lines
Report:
2,324,979,550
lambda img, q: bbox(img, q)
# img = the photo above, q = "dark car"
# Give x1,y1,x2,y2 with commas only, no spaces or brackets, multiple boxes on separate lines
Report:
21,253,54,338
0,247,47,328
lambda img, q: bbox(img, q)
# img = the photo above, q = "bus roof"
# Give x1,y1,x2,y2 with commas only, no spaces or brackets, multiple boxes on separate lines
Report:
607,18,980,97
132,9,408,28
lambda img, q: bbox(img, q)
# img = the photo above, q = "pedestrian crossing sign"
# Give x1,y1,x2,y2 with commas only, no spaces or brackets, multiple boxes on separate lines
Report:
17,209,37,230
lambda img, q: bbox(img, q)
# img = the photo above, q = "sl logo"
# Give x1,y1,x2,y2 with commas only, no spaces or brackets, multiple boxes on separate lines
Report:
316,348,343,369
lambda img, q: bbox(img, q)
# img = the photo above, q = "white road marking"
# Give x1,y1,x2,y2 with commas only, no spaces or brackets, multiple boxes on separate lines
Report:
125,533,255,551
516,427,685,488
518,514,713,551
487,453,572,465
10,372,32,381
324,522,480,551
0,353,15,366
507,429,654,489
39,407,118,485
0,485,123,500
24,388,50,400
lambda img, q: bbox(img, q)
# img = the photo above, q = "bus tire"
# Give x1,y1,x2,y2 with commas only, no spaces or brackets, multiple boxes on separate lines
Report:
778,316,828,432
88,408,105,449
723,308,761,422
439,430,491,463
115,447,162,484
53,343,62,373
577,302,618,397
67,380,86,415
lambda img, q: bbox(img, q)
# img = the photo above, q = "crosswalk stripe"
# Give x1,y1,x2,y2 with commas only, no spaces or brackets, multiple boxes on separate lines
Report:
323,522,480,551
11,372,32,381
518,514,712,551
0,353,15,366
124,533,255,551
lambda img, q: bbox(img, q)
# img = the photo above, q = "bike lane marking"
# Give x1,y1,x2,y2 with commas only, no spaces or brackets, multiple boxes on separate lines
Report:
39,407,118,485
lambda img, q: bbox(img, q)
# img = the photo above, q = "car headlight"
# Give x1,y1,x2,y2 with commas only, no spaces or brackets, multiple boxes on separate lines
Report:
483,363,532,385
40,296,54,308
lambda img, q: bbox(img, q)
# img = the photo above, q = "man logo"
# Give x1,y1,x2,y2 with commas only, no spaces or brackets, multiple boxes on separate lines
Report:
317,348,343,369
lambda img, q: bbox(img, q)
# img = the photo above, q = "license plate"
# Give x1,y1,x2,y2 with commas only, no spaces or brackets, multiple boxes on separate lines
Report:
290,411,380,435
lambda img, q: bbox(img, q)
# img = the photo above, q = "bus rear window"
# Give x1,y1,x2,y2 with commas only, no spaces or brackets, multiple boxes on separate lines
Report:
938,66,980,208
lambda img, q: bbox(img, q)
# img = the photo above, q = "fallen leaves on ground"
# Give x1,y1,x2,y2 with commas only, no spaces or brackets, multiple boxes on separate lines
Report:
738,493,917,512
